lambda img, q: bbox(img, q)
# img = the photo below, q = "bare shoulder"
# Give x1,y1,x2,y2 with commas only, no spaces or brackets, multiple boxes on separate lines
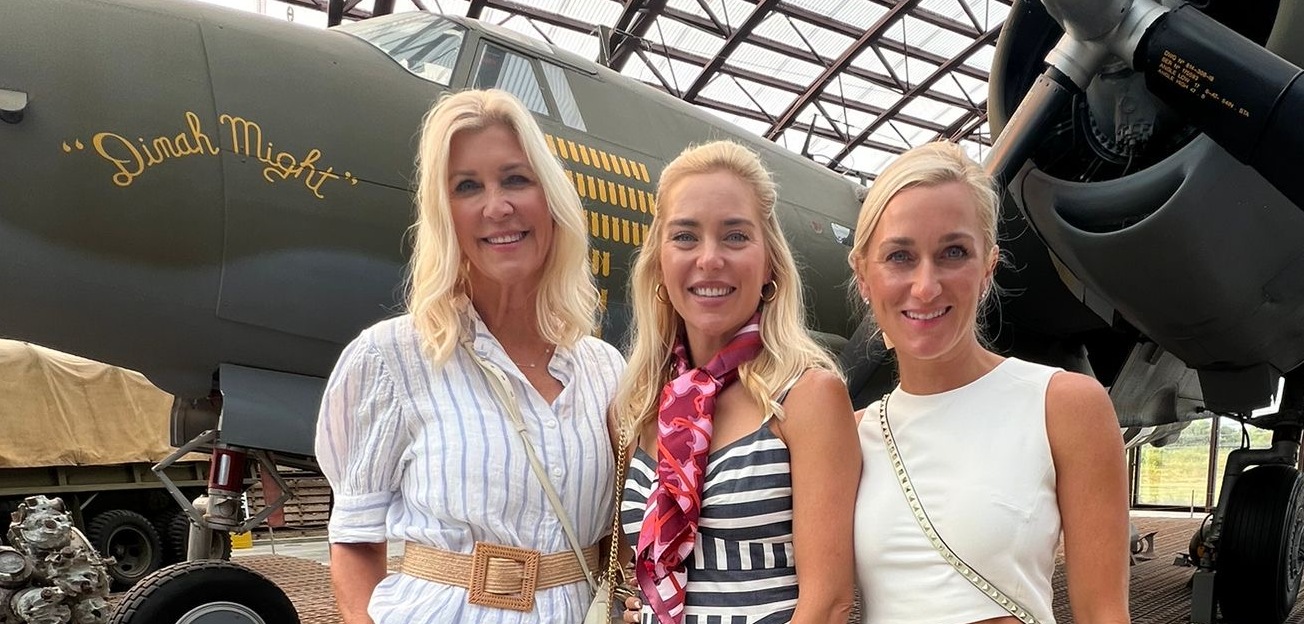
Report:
782,369,844,409
1045,370,1121,454
1046,370,1113,419
778,369,854,430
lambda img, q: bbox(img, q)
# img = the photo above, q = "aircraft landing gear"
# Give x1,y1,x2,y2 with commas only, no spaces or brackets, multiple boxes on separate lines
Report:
1192,373,1304,624
1215,464,1304,623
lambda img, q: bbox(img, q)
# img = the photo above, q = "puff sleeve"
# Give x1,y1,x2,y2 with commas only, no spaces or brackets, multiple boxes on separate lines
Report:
314,332,410,544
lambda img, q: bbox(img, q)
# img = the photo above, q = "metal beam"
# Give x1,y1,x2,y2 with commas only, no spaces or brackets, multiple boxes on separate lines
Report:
373,0,396,17
659,7,988,101
682,0,780,102
764,0,921,140
467,0,488,19
639,79,909,156
831,24,1002,166
774,0,980,41
473,0,594,33
640,40,953,135
608,0,669,71
762,4,991,82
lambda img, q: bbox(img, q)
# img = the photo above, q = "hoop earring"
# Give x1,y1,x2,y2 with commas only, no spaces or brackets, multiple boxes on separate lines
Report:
760,280,778,303
655,283,670,304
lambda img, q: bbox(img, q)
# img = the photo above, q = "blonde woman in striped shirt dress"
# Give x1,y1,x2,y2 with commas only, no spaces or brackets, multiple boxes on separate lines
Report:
314,89,624,624
615,140,860,624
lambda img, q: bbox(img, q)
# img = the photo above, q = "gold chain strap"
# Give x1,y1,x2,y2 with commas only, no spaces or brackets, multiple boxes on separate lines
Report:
602,425,633,604
877,393,1039,624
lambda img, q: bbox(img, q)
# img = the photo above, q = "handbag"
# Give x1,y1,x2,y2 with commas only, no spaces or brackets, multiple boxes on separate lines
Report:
463,341,630,621
876,393,1041,624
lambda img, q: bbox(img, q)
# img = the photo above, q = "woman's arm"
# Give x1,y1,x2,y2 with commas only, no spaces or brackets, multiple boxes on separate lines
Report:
779,369,861,623
1046,371,1131,624
330,542,388,624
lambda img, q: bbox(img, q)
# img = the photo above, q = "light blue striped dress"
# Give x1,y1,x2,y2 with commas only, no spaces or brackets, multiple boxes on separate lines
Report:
315,310,625,624
622,422,798,624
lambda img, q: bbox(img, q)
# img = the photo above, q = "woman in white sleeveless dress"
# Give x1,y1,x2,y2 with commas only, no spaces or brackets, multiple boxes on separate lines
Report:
846,142,1130,624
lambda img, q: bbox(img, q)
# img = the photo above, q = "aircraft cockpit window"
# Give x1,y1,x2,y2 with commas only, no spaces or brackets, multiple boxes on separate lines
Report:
339,14,465,87
472,44,549,116
541,63,587,131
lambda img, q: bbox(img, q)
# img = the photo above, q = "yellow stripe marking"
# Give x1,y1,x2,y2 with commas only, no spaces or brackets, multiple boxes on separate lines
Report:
589,211,599,237
566,140,580,163
601,251,610,277
638,162,650,182
618,185,628,209
599,151,612,172
578,144,591,166
619,157,632,178
601,214,611,240
544,135,558,155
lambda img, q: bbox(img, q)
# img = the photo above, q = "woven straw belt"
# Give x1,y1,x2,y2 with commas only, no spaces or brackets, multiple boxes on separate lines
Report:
400,541,600,611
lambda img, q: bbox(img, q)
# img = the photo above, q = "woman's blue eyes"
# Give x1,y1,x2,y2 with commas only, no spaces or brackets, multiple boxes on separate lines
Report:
451,175,532,194
885,246,969,263
669,232,751,243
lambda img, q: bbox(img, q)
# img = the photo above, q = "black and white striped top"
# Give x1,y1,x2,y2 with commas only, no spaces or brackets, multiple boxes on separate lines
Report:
622,423,797,624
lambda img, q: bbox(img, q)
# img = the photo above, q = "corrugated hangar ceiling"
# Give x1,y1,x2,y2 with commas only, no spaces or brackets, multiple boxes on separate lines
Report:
273,0,1010,182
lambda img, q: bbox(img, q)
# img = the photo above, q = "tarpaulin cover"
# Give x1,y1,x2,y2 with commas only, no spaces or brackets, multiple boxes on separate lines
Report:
0,340,182,468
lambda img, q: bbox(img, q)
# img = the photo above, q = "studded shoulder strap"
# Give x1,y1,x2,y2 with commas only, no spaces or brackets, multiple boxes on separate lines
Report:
877,393,1040,624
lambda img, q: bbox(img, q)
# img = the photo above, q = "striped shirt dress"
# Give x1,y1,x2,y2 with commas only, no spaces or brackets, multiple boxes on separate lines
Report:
315,310,626,624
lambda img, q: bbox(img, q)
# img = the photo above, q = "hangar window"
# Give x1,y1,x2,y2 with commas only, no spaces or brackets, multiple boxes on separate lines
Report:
473,43,549,116
340,14,465,86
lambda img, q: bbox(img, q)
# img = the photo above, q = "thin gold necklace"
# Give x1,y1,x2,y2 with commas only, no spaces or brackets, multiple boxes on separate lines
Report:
511,344,555,369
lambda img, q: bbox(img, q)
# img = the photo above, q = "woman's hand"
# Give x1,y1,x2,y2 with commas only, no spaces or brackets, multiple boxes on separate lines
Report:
622,595,642,623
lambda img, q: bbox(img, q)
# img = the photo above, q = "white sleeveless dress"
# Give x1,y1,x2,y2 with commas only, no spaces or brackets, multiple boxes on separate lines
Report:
854,357,1062,624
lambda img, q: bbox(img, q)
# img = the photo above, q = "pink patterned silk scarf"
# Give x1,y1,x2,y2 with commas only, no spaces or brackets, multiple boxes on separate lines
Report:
635,312,764,624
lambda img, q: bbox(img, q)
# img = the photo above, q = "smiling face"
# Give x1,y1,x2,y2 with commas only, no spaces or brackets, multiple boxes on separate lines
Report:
659,170,770,363
857,181,996,366
447,123,554,293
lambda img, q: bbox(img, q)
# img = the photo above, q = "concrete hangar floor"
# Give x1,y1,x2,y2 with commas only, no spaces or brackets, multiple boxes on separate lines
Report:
139,514,1304,623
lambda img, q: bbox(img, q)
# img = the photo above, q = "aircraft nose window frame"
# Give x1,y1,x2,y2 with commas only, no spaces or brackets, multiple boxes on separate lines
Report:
540,62,587,131
472,42,551,116
338,13,465,87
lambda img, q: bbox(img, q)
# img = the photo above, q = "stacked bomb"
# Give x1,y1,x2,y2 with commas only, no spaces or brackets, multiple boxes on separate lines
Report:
0,496,111,624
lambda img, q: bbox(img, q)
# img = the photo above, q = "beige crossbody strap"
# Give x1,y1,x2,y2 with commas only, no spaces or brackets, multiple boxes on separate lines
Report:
464,341,599,593
877,393,1039,624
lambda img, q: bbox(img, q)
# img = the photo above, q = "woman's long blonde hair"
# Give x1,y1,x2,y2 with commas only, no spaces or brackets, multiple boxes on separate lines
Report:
614,140,839,434
405,89,598,363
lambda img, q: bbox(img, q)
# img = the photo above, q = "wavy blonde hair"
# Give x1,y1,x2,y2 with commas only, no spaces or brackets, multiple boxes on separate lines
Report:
846,140,1001,339
405,89,598,363
614,140,839,434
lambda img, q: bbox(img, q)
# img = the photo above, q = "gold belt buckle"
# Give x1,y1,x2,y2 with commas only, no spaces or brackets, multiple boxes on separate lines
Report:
467,542,541,612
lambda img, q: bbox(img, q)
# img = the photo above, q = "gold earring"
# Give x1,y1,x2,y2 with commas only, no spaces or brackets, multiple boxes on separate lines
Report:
655,283,670,304
760,280,778,303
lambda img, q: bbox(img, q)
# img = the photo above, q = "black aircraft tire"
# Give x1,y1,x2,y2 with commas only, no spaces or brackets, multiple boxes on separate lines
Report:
108,560,300,624
87,509,164,590
1215,464,1304,624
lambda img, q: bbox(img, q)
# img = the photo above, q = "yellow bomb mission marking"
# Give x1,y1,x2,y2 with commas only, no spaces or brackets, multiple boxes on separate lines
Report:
63,111,359,199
